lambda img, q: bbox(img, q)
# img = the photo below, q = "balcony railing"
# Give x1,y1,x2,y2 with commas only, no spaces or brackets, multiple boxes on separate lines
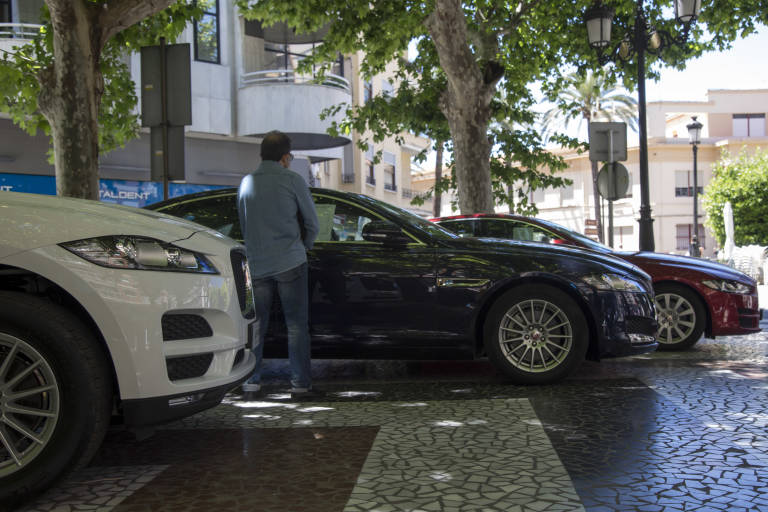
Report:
401,188,433,203
366,175,376,186
0,23,43,39
241,69,351,93
384,183,397,192
341,173,355,184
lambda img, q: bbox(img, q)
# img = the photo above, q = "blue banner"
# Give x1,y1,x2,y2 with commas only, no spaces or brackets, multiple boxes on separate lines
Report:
0,173,228,208
0,173,56,195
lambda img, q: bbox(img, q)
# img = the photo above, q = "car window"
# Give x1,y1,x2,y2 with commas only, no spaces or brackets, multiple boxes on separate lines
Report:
154,194,241,240
507,221,554,243
313,195,377,242
473,219,555,244
438,219,477,237
480,219,512,239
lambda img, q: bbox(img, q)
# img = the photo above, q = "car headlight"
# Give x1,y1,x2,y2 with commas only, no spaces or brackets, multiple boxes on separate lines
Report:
701,279,751,295
60,236,218,274
581,273,644,292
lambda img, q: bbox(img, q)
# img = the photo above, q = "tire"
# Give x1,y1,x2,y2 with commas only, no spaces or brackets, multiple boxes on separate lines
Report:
0,292,113,511
484,284,588,384
654,283,706,351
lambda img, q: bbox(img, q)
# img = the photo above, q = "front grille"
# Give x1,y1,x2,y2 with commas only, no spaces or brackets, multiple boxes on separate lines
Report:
739,317,757,328
233,348,244,368
231,249,255,319
166,354,213,381
625,315,657,336
162,314,213,341
738,308,760,329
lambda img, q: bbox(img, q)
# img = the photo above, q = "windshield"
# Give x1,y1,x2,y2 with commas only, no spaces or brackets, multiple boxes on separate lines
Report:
534,218,614,253
350,192,458,241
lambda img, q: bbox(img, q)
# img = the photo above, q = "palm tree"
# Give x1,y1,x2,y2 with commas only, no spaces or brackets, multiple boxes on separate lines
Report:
540,70,638,244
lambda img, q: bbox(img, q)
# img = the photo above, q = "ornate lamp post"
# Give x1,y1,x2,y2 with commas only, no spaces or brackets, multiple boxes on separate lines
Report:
584,0,701,252
686,115,703,257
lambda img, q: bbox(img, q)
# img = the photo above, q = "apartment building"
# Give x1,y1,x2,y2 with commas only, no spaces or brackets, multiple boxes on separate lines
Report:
531,89,768,257
416,89,768,257
0,0,430,210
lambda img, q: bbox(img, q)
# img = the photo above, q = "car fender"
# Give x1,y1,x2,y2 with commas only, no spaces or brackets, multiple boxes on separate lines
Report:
1,248,143,397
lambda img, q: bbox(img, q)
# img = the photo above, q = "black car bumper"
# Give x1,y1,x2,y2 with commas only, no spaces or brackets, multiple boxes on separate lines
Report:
593,289,658,358
121,373,249,427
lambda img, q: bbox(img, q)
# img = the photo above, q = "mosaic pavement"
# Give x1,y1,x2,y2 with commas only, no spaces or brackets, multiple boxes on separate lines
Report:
16,328,768,512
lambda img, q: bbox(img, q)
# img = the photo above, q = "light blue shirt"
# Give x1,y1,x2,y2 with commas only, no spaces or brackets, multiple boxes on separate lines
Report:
237,160,319,279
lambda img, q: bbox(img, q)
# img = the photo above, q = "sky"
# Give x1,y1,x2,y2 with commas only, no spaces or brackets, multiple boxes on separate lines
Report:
645,25,768,102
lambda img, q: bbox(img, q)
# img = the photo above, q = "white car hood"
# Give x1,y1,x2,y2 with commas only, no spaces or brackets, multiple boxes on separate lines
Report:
0,192,218,258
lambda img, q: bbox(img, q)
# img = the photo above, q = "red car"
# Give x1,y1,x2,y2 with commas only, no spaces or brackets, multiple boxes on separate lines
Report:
432,213,762,351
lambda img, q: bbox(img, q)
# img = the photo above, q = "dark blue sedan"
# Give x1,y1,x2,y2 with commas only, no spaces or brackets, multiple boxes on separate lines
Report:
147,188,657,384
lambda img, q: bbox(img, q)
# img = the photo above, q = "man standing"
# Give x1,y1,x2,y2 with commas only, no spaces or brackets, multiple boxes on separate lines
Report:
237,131,320,400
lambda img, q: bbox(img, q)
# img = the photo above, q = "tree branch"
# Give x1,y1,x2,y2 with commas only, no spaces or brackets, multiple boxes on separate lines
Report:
0,47,35,63
97,0,178,47
425,0,484,101
497,0,542,38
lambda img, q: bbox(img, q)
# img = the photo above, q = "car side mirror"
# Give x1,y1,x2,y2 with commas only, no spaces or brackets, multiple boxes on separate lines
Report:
361,220,412,245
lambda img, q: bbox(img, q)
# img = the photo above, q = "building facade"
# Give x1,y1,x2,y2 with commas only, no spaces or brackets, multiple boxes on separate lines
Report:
0,0,429,210
532,89,768,257
417,89,768,257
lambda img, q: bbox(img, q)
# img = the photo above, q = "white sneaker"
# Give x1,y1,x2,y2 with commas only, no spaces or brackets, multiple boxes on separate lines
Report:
242,383,261,392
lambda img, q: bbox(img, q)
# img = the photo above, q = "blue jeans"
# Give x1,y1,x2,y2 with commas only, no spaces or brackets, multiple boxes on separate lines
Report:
246,263,312,390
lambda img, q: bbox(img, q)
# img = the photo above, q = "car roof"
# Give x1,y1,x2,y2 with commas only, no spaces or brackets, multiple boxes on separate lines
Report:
430,213,528,222
146,186,351,210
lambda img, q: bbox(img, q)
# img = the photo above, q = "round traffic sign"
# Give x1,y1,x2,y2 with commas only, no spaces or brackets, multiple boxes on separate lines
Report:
597,162,630,201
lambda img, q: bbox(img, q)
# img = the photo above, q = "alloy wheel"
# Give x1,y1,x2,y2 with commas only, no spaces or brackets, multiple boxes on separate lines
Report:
498,299,573,373
0,333,60,477
655,293,697,345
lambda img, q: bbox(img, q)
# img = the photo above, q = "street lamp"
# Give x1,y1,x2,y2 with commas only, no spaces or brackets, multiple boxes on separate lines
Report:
687,115,703,257
584,0,701,252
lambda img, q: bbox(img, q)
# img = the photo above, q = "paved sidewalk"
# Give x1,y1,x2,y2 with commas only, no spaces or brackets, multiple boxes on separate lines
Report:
15,286,768,512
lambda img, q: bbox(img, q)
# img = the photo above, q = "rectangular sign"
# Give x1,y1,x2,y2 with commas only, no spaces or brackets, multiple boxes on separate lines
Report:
150,125,185,182
141,43,192,127
588,122,627,163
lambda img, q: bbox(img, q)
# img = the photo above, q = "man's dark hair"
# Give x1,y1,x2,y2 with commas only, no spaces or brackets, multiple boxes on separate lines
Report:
261,131,292,161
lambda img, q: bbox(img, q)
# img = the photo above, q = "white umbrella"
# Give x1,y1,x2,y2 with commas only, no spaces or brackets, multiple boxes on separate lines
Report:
723,201,735,261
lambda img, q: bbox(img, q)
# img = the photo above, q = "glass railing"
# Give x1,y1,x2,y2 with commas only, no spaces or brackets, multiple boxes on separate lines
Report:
240,69,351,93
0,23,43,39
401,188,432,203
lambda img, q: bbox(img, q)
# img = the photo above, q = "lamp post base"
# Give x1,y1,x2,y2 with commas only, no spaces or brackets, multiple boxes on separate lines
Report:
638,209,655,252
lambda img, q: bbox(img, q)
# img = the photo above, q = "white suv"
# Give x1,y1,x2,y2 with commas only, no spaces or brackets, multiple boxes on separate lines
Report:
0,192,255,507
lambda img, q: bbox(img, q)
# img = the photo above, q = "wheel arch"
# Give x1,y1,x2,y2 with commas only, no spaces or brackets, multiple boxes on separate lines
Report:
653,279,712,337
0,264,121,402
472,275,600,361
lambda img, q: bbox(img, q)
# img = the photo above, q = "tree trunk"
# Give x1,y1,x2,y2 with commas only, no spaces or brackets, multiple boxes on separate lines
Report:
38,1,102,199
39,0,178,199
433,141,444,218
446,107,493,213
591,160,604,243
425,0,497,214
